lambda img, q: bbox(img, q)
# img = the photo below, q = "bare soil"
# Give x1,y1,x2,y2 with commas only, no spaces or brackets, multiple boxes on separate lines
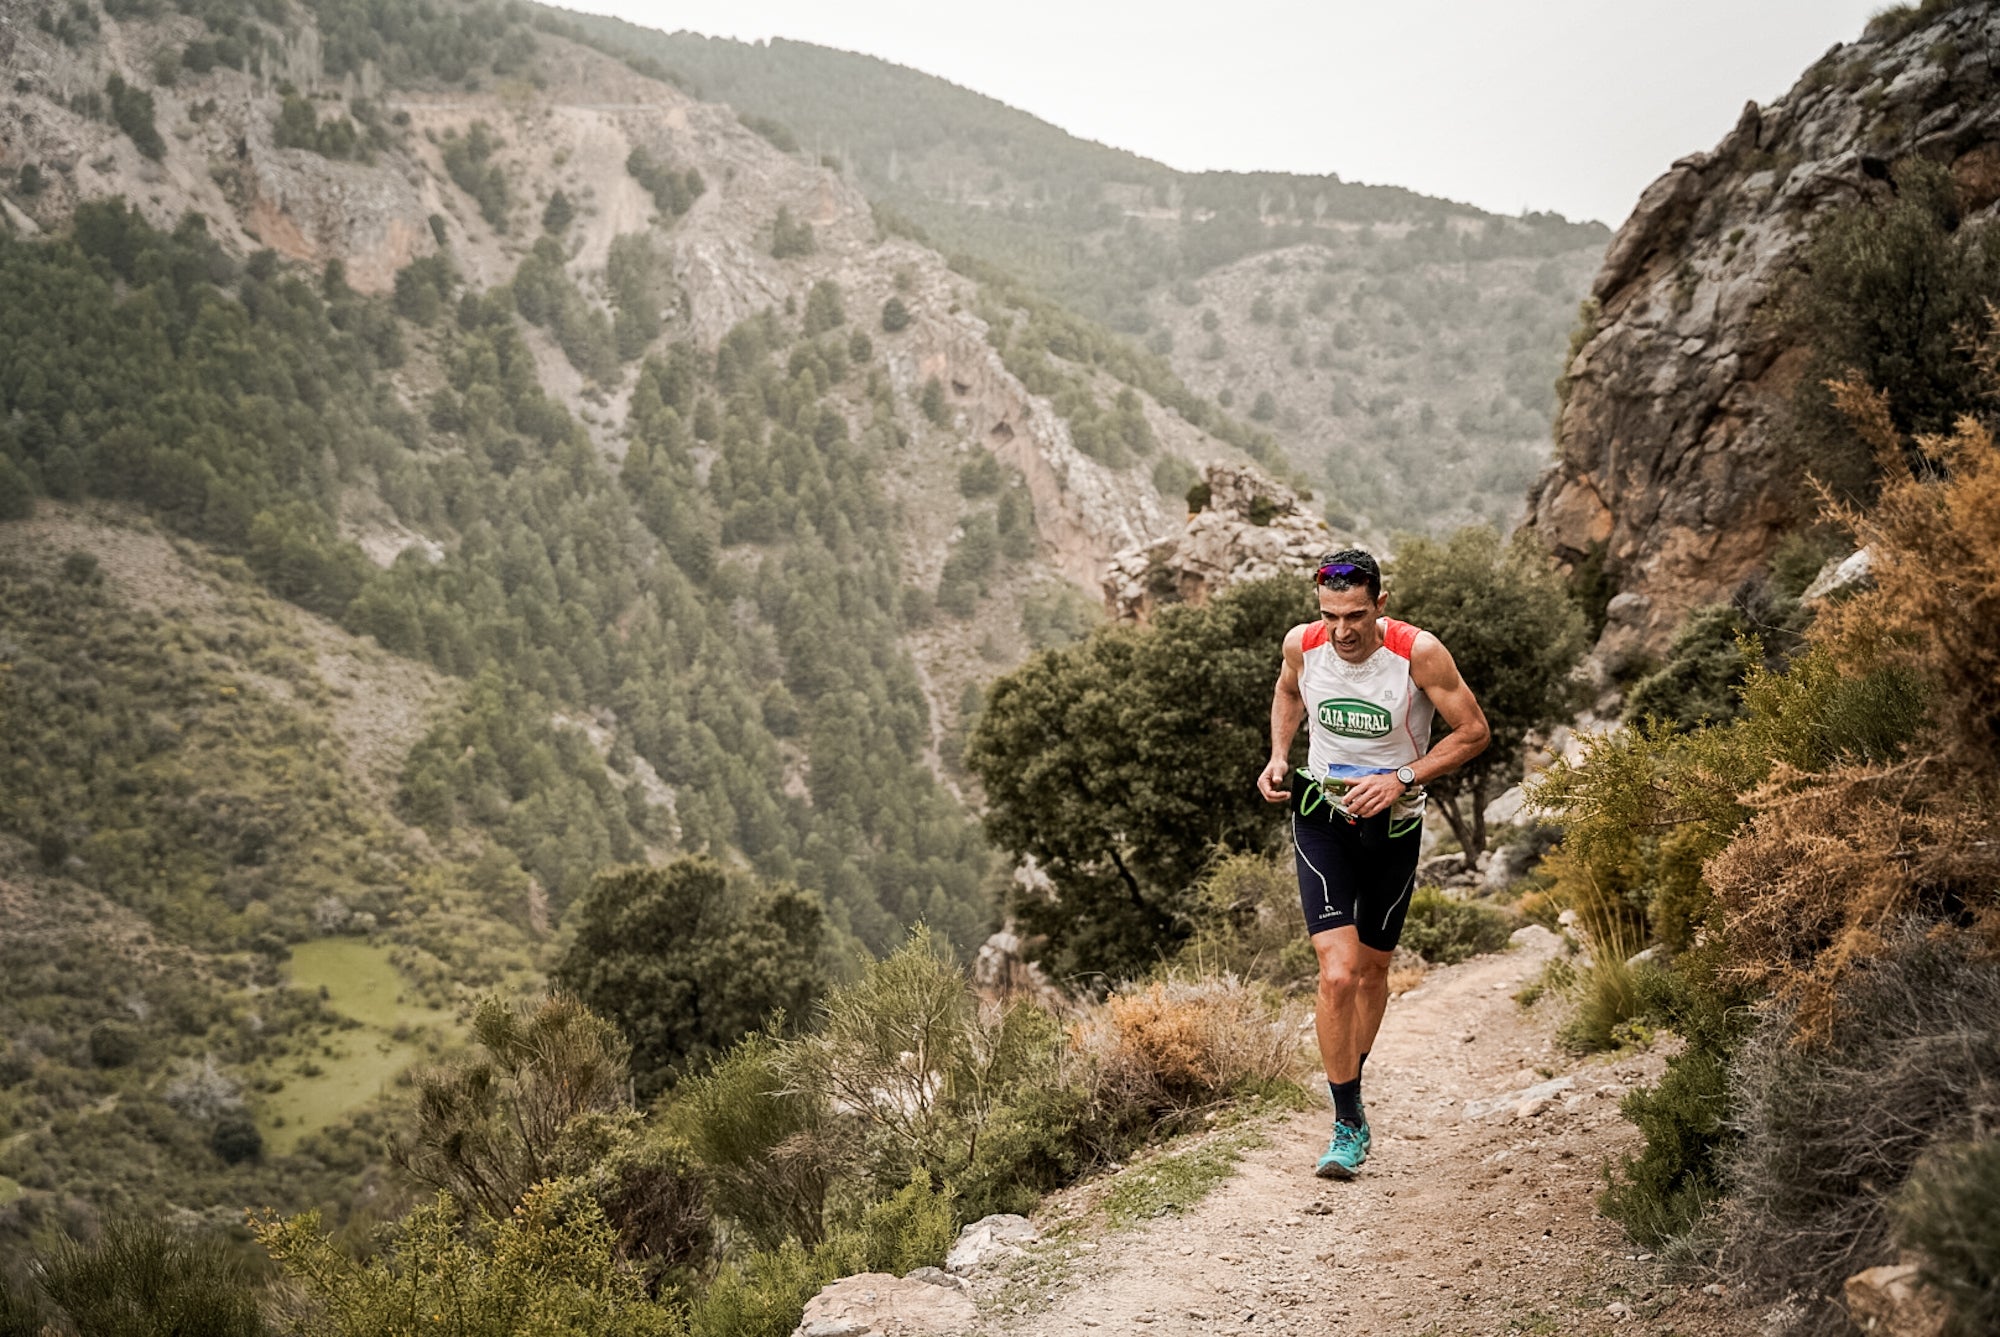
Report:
979,931,1758,1337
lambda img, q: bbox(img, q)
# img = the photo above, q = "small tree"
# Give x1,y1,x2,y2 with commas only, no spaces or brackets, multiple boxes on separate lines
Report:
918,376,949,427
801,279,845,335
880,296,911,332
389,994,713,1285
391,995,630,1217
542,189,574,233
552,858,826,1098
770,206,815,259
1389,526,1587,857
968,577,1311,979
258,1182,680,1337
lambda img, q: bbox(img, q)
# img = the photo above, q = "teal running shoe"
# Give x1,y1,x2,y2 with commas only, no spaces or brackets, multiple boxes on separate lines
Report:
1315,1119,1369,1179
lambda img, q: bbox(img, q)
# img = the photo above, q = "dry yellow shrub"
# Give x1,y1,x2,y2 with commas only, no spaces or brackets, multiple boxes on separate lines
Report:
1070,976,1308,1114
1820,377,2000,774
1701,377,2000,1035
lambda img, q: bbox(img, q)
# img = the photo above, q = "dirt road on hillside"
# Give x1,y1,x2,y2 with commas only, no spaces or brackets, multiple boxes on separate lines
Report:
982,930,1759,1337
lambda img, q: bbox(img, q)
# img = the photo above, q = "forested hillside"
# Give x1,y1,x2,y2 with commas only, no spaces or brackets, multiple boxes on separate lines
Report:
539,13,1611,533
0,0,1285,1254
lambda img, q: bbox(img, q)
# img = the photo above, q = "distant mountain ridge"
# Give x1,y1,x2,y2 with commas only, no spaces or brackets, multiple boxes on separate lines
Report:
538,10,1611,534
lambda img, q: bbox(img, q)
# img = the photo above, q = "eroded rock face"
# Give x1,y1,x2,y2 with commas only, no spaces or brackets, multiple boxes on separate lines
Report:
1524,4,2000,655
1102,463,1341,621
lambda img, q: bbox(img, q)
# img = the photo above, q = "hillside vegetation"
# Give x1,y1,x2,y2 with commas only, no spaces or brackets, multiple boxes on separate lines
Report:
0,0,1278,1255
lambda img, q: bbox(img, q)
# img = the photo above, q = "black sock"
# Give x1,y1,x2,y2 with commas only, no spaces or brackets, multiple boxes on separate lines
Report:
1329,1075,1363,1126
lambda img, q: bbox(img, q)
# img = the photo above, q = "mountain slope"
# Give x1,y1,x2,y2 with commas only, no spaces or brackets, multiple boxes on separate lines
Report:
0,0,1294,1244
535,12,1610,534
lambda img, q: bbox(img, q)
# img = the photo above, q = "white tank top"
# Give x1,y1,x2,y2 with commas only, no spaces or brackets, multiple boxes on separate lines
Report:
1299,617,1435,821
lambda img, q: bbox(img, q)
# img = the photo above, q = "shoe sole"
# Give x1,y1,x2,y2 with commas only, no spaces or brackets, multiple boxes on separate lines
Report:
1314,1159,1359,1180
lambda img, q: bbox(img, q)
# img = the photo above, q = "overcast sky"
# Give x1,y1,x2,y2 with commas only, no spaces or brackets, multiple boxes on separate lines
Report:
567,0,1891,226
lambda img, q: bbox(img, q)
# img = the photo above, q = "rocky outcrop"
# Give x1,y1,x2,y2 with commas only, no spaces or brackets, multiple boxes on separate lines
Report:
1525,3,2000,655
1102,462,1341,621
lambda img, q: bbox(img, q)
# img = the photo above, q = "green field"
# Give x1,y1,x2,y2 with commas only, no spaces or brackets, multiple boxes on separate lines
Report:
262,940,450,1154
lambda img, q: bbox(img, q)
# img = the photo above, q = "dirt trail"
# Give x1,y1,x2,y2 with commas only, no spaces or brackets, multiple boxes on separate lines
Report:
984,931,1757,1337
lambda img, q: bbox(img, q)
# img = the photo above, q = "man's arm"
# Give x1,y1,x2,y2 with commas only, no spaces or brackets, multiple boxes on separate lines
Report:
1340,631,1490,818
1256,624,1309,803
1405,631,1490,783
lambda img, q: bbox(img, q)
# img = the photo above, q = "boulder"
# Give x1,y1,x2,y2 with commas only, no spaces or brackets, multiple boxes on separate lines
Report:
1102,463,1338,622
1842,1263,1948,1337
791,1272,977,1337
1803,546,1874,605
1463,1075,1575,1122
944,1213,1038,1275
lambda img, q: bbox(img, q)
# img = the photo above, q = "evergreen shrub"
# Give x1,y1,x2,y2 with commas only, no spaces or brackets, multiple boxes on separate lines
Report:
1398,888,1515,966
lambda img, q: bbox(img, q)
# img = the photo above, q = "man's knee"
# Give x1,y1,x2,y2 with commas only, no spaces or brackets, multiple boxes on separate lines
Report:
1317,961,1359,1003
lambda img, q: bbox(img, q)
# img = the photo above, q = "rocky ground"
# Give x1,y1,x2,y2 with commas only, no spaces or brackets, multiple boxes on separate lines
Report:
800,928,1762,1337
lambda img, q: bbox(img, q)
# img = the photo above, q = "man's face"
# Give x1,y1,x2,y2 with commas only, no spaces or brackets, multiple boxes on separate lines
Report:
1317,583,1386,661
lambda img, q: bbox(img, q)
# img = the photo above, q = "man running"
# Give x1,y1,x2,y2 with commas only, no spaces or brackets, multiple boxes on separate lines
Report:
1256,549,1490,1179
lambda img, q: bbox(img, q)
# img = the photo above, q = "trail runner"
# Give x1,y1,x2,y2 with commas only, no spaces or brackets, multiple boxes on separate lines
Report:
1256,549,1491,1178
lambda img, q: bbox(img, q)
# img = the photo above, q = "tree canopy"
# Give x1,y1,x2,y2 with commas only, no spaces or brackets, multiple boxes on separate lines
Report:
1386,525,1587,855
966,577,1310,981
552,858,827,1098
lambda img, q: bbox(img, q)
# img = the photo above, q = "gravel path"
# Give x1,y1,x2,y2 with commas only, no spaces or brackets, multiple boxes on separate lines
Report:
981,930,1758,1337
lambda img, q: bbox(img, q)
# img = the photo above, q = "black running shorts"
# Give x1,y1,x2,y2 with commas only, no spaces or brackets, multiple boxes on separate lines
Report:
1291,774,1423,953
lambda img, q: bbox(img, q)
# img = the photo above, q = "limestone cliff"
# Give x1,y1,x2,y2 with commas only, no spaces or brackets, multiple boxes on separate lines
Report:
1525,1,2000,660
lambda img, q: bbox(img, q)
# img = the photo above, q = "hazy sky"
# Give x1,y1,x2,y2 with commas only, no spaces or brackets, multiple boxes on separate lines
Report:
568,0,1891,226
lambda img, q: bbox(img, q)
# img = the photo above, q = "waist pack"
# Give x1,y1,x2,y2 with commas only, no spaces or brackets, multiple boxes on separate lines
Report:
1291,766,1395,848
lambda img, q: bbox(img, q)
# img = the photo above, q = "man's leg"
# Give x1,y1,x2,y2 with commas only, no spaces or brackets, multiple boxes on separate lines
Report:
1311,926,1393,1087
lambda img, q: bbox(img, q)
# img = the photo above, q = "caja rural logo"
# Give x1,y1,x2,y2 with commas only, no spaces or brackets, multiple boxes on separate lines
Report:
1316,697,1392,739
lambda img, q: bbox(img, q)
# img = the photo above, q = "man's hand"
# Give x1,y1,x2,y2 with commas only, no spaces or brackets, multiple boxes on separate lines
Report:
1257,757,1292,803
1341,771,1406,819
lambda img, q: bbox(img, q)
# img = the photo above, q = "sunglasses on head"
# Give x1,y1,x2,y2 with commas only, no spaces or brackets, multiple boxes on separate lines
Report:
1316,562,1365,585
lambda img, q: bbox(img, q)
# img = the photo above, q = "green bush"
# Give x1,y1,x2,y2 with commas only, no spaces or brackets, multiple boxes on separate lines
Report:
919,375,948,425
687,1177,953,1337
1398,887,1514,966
1556,956,1645,1055
770,207,814,259
1783,157,2000,506
442,123,510,230
259,1182,681,1337
1597,962,1751,1249
665,1035,835,1250
0,1272,43,1337
801,280,844,335
105,75,164,160
1180,850,1315,984
1895,1138,2000,1335
210,1113,263,1165
274,94,361,159
88,1019,141,1068
627,148,704,219
879,296,911,332
39,1218,266,1337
